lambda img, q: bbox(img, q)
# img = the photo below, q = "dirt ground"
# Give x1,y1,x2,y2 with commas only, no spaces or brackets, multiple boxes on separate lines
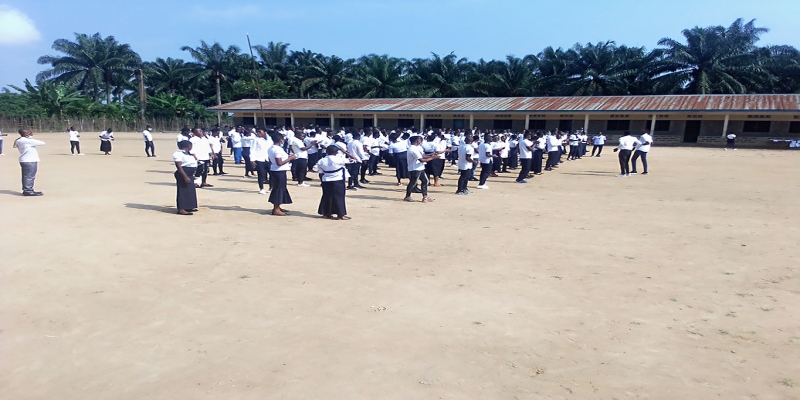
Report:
1,132,799,399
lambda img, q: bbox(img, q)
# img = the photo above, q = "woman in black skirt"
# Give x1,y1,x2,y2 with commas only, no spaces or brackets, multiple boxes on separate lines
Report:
316,145,355,220
267,132,296,216
173,140,198,215
387,133,410,186
99,128,114,155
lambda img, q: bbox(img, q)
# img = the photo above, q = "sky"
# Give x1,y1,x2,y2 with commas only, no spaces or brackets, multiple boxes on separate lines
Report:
1,0,799,88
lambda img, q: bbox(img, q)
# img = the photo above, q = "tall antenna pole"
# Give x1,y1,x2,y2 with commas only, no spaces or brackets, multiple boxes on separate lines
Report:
246,34,266,127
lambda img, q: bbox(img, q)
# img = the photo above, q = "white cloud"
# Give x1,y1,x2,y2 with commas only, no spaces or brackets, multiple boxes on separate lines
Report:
0,5,41,45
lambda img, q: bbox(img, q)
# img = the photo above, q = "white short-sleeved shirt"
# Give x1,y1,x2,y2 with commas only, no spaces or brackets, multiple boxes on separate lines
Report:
288,137,308,159
99,131,114,141
230,131,242,148
176,133,189,143
268,145,291,171
458,143,475,170
593,135,606,145
407,145,426,171
347,139,367,161
250,136,270,162
617,136,641,151
536,137,547,150
478,142,494,164
241,135,255,148
569,134,579,145
388,141,408,154
69,130,80,141
189,136,212,161
435,140,448,160
316,154,349,182
546,136,561,152
727,134,736,140
304,137,318,154
637,133,653,152
143,130,153,141
16,137,46,162
209,136,223,153
172,150,198,168
365,136,381,156
518,139,533,159
421,141,437,155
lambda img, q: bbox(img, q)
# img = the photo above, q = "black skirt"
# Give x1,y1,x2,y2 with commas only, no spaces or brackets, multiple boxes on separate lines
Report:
175,166,198,211
268,170,293,205
318,179,347,217
394,151,409,179
100,140,112,152
426,158,445,177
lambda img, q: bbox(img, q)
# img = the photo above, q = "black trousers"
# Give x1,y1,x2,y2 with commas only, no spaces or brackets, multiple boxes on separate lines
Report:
70,141,81,154
347,162,361,187
212,152,224,174
568,145,580,160
618,149,632,174
517,158,531,181
242,147,252,174
632,150,648,173
546,151,559,169
144,141,155,156
406,170,428,198
308,152,319,170
368,154,380,174
195,160,210,184
295,158,309,184
457,169,471,193
592,145,604,156
479,163,492,185
532,149,543,174
256,161,270,190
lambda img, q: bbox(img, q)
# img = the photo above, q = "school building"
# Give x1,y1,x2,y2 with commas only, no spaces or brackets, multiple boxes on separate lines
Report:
208,94,800,146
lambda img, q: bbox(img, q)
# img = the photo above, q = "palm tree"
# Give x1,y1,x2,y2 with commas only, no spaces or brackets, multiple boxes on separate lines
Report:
144,57,202,97
558,42,639,96
10,79,84,118
181,41,242,105
343,55,416,98
657,18,770,94
37,33,141,104
410,53,470,98
254,41,294,83
300,55,354,98
473,56,537,97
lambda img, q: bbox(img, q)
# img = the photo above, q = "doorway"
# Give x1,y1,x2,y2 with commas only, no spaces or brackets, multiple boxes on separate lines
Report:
558,119,573,132
684,121,702,143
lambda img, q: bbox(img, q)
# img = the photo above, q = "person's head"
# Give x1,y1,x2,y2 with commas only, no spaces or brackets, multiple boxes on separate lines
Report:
296,131,306,140
270,132,283,144
401,132,410,140
373,132,380,139
178,140,192,151
326,145,340,156
352,132,361,140
641,129,648,134
464,135,473,144
192,128,203,137
181,127,191,136
68,126,75,131
107,128,113,133
211,128,221,136
409,135,422,146
18,129,32,137
623,130,631,136
426,134,436,142
524,132,532,140
146,125,152,130
256,128,267,138
332,134,342,142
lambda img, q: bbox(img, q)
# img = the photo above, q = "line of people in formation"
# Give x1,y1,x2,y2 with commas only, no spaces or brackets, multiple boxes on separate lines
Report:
169,124,653,218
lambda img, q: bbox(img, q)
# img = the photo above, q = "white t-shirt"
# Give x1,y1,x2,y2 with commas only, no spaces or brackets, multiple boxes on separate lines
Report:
69,130,80,141
388,141,408,154
268,145,291,171
176,133,189,143
230,131,242,148
16,137,46,162
304,137,318,154
593,135,606,145
99,131,114,141
407,145,426,171
458,143,474,170
435,140,448,160
546,136,560,152
536,137,546,150
316,154,349,182
209,136,223,153
569,134,579,145
518,139,533,159
346,139,366,161
189,136,212,161
288,137,308,159
617,136,641,151
637,133,653,152
172,150,198,168
142,130,153,142
727,134,736,140
241,135,255,148
251,136,270,162
478,142,493,164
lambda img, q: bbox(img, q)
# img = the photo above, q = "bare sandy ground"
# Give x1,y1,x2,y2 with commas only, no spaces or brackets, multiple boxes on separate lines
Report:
1,132,799,399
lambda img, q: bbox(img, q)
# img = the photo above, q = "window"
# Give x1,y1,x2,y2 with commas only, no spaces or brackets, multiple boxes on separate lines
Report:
315,117,330,127
493,119,513,130
241,117,255,126
529,119,546,130
426,119,443,129
558,120,573,132
263,117,277,126
645,120,671,131
339,118,354,127
607,120,630,131
452,119,465,130
397,118,415,128
284,117,292,127
743,121,771,133
788,121,800,134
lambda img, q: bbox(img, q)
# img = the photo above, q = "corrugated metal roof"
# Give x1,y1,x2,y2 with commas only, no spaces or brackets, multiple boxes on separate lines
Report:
207,95,800,113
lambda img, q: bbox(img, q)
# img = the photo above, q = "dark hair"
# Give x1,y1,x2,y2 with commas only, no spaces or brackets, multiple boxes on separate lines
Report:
326,145,339,155
269,132,283,143
352,132,361,140
623,131,631,136
409,135,422,145
178,140,192,150
106,128,113,133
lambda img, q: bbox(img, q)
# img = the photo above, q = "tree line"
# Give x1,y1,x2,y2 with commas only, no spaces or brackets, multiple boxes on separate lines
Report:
2,18,799,123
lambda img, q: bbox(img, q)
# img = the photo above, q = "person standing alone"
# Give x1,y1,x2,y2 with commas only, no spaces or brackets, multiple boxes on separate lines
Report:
591,132,606,157
68,126,83,155
143,125,156,157
725,132,736,151
99,128,114,155
14,129,45,196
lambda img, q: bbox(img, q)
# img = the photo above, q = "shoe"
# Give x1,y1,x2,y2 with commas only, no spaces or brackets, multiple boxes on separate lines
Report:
476,185,489,189
403,197,416,202
641,172,649,175
355,185,366,189
596,155,601,157
465,190,472,194
258,189,267,195
616,174,628,178
347,186,358,191
0,154,4,156
630,172,638,175
201,183,214,187
422,197,435,203
456,191,469,195
298,183,311,187
724,148,728,151
219,172,228,175
71,153,76,156
490,173,499,177
22,192,43,196
360,179,370,184
516,180,527,184
469,178,478,182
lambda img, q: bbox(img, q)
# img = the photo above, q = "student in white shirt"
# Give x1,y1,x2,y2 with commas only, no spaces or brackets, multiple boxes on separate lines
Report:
545,132,561,171
209,128,226,175
533,133,546,174
267,132,297,216
345,132,368,190
516,132,535,183
366,131,382,176
143,125,156,157
567,132,581,161
388,133,410,186
176,128,190,146
456,136,479,195
99,128,114,155
230,126,243,164
725,132,737,150
189,128,215,187
591,132,607,157
67,126,83,155
14,129,46,196
631,129,653,175
241,130,256,177
304,131,320,173
288,131,315,187
613,131,641,177
250,128,273,194
477,134,497,189
173,140,199,215
508,134,519,170
404,135,439,202
317,145,359,220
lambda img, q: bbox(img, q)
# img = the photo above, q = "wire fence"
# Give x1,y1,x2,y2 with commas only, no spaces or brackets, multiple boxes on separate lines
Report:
0,116,233,133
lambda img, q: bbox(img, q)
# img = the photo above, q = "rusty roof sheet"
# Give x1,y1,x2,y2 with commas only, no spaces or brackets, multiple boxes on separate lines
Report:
208,95,800,113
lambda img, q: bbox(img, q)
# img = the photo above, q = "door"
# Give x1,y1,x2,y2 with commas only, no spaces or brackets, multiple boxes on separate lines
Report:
284,117,292,127
684,121,701,143
558,119,573,132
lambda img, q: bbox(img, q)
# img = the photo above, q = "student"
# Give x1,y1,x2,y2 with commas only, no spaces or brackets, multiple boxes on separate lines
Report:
631,129,653,175
508,134,519,170
516,132,534,183
388,133,410,186
430,132,448,187
210,128,226,175
230,126,243,163
67,126,83,155
456,136,478,195
591,132,607,157
189,128,214,187
173,140,198,215
251,128,272,194
289,131,315,187
533,132,546,175
176,127,190,145
613,131,641,177
545,132,560,171
0,129,6,156
14,129,45,196
317,145,354,220
404,135,438,203
367,131,382,176
99,128,114,155
357,133,371,184
725,132,736,151
304,131,320,172
143,125,156,157
241,130,255,176
267,132,297,216
477,134,497,189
